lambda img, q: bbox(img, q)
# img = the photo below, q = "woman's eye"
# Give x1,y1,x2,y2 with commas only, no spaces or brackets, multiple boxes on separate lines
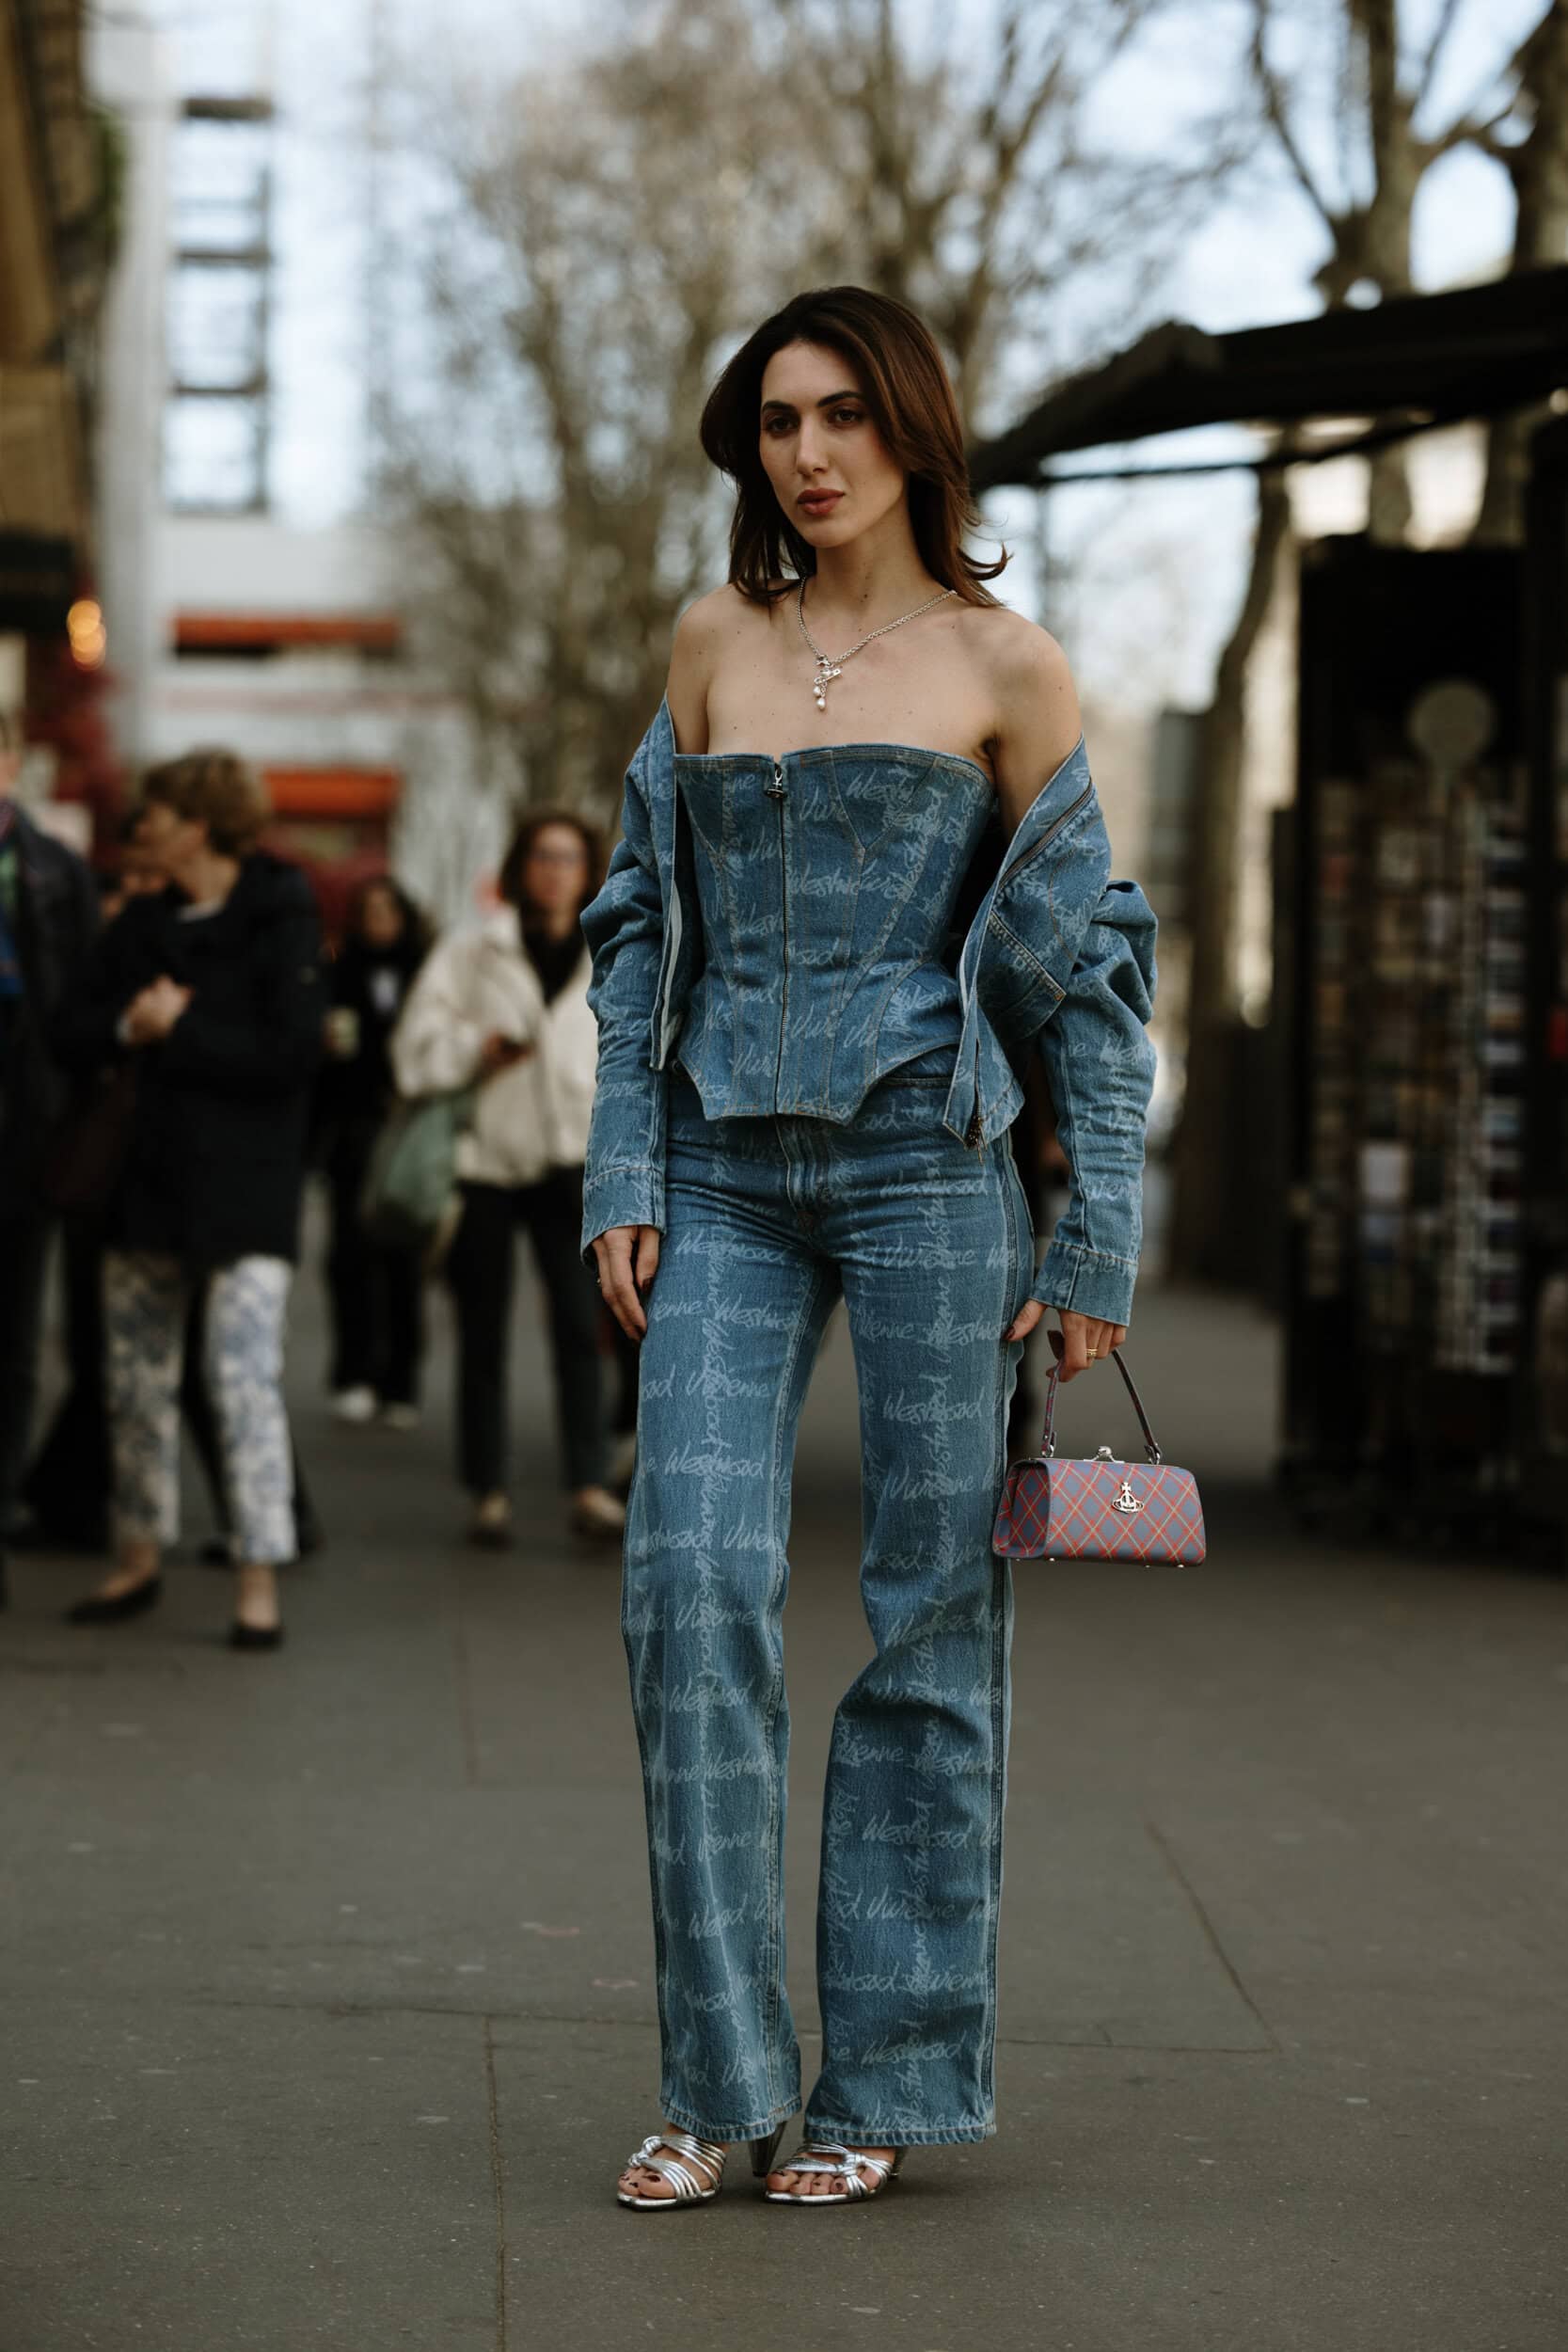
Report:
763,415,793,437
831,407,863,426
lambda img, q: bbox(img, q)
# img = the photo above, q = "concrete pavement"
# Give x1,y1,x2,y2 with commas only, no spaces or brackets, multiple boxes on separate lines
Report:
2,1248,1565,2351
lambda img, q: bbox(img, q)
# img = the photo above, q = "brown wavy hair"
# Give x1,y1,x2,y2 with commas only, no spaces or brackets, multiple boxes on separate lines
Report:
141,748,271,858
699,286,1006,609
498,804,607,922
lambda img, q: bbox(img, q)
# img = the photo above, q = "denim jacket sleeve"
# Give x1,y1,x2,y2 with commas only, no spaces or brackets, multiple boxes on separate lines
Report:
578,745,669,1257
1030,876,1157,1326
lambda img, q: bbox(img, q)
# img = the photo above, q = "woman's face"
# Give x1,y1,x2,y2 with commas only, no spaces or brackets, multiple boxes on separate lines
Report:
134,795,205,887
358,883,404,948
520,822,589,920
758,341,907,556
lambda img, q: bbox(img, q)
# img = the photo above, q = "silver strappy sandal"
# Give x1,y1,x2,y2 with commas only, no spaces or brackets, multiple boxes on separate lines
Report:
763,2140,905,2204
616,2122,786,2210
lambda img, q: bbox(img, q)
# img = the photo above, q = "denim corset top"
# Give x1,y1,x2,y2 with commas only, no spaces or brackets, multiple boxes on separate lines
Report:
673,743,995,1121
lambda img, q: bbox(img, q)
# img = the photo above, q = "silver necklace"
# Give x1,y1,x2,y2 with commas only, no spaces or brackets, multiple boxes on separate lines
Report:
797,580,956,709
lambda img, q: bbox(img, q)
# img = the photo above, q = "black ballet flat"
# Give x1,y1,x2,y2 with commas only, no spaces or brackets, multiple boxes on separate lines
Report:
229,1620,285,1652
65,1576,163,1626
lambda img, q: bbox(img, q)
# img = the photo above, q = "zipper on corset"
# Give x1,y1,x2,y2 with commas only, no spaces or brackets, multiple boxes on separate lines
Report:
768,759,789,1108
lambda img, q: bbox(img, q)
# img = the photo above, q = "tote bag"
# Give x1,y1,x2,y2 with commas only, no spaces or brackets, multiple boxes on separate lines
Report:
358,1087,477,1255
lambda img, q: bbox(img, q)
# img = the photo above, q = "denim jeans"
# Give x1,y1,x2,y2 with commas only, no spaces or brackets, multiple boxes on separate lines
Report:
623,1068,1036,2146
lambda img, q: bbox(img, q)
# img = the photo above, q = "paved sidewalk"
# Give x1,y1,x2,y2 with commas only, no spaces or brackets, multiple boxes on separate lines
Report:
2,1251,1565,2351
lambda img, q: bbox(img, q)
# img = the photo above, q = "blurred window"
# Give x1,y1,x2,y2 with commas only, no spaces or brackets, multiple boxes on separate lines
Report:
164,99,274,514
165,398,263,514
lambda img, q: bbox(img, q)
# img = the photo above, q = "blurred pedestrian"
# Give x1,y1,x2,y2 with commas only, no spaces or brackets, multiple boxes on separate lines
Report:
391,808,624,1548
25,821,324,1565
317,876,431,1427
0,711,98,1608
24,830,176,1553
58,750,325,1649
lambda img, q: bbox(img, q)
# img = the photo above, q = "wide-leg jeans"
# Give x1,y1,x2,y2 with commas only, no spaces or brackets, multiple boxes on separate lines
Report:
623,1068,1036,2148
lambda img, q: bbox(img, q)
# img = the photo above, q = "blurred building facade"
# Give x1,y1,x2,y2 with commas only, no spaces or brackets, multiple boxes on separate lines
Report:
86,8,459,933
0,0,116,839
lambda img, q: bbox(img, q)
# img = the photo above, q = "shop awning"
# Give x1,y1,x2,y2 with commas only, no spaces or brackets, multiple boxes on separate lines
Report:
968,267,1568,491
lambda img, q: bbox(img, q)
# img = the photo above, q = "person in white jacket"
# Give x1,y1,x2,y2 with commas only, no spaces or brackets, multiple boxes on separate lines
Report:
391,809,624,1546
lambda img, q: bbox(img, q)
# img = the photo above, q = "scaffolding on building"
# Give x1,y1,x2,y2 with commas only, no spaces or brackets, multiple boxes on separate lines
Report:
165,91,274,514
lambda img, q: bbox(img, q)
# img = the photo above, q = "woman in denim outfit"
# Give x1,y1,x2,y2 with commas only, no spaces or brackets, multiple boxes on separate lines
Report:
585,288,1157,2209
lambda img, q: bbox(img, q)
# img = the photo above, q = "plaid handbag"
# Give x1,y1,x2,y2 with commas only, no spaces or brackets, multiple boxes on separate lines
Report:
992,1349,1206,1564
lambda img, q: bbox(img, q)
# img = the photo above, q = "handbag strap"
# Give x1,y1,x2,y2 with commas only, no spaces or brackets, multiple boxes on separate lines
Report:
1038,1347,1162,1464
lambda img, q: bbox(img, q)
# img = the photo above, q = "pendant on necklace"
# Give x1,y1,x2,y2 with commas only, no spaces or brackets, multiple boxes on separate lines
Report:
812,654,843,710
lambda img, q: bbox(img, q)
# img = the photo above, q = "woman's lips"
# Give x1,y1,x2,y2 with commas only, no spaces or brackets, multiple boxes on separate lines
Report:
798,490,843,516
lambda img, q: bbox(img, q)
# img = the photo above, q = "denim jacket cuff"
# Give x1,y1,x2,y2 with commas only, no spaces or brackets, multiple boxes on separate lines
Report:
580,1164,667,1263
1031,1238,1139,1327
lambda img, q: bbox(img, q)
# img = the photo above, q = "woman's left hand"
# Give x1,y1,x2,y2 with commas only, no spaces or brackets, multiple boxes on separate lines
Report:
1003,1300,1126,1379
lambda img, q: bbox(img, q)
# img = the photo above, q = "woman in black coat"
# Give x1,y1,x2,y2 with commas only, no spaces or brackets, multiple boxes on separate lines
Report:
60,750,325,1648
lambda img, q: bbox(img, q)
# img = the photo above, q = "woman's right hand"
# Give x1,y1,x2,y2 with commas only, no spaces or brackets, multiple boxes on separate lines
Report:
592,1224,661,1340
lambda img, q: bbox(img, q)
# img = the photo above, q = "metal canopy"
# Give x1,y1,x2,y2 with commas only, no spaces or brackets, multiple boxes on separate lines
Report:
968,267,1568,492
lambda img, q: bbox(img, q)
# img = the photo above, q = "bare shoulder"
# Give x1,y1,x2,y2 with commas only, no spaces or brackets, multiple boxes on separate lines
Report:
956,606,1084,823
958,604,1081,769
672,583,772,661
955,602,1074,697
668,585,771,749
670,585,729,678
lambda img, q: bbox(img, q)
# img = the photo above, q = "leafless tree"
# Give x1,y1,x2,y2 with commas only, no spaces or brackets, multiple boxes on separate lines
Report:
781,0,1243,426
381,0,1242,841
1246,0,1528,537
381,0,797,818
1469,2,1568,541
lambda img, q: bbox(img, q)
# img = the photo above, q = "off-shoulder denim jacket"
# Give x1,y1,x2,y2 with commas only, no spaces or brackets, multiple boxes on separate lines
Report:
580,699,1157,1326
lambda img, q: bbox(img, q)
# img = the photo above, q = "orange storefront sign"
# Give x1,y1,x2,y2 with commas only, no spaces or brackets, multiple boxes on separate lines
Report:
263,768,401,818
174,613,404,653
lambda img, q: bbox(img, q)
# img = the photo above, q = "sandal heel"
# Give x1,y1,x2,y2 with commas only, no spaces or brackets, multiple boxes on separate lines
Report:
750,2122,786,2179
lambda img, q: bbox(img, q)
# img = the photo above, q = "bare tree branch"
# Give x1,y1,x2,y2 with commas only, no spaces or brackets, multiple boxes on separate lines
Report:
1250,0,1338,226
1473,0,1568,540
1414,0,1466,109
380,0,1246,848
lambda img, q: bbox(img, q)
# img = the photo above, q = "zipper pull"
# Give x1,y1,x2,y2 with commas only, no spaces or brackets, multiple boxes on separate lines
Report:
765,759,785,800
